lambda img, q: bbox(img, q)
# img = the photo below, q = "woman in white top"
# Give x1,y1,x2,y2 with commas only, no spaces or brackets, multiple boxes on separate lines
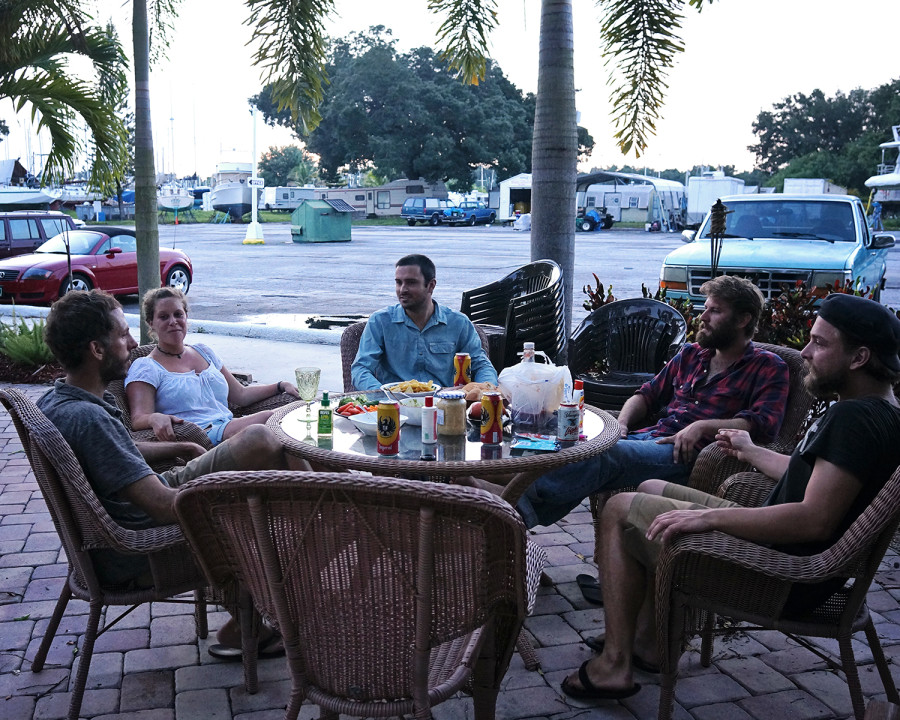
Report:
125,287,299,445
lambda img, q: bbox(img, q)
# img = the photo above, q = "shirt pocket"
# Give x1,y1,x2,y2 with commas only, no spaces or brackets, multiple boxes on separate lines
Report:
428,342,455,356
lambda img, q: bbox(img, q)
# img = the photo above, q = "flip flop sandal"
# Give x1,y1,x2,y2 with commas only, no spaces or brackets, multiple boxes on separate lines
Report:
208,632,285,661
576,573,603,605
582,636,661,674
560,660,641,700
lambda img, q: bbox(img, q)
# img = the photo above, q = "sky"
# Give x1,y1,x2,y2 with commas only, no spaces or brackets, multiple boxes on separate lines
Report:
2,0,898,182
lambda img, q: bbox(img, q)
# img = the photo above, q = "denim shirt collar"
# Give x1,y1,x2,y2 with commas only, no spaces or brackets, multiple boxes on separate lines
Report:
389,300,448,331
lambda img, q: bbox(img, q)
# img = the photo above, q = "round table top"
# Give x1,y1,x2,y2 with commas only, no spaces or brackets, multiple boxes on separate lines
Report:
268,397,620,482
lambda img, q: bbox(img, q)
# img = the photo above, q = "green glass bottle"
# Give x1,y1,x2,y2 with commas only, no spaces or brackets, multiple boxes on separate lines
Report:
317,391,333,436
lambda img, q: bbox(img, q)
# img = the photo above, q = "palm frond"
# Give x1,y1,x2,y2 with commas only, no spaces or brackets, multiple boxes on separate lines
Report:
244,0,335,134
597,0,709,156
427,0,497,84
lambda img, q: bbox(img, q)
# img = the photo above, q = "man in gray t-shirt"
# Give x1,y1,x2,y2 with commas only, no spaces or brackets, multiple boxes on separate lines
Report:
38,290,302,655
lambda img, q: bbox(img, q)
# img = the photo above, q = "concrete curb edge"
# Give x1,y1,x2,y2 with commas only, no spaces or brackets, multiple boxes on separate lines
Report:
0,304,343,346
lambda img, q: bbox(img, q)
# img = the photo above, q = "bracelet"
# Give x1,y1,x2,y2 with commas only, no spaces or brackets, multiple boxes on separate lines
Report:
276,381,283,395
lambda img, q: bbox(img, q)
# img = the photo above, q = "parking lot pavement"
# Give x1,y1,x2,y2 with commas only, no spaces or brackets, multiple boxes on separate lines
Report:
4,377,900,719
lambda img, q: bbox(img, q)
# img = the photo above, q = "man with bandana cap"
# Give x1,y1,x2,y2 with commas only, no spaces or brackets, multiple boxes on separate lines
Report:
561,293,900,702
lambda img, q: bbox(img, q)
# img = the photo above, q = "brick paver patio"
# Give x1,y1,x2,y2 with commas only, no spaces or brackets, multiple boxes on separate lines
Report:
2,381,900,719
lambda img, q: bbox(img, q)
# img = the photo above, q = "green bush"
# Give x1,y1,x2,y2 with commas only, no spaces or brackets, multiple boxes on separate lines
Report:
582,276,890,349
0,318,55,367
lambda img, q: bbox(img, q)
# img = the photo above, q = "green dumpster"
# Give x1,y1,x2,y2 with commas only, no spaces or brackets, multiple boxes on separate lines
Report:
290,199,353,243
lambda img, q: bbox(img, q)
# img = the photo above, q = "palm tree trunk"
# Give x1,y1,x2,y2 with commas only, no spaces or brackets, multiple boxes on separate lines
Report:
133,0,159,342
531,0,576,361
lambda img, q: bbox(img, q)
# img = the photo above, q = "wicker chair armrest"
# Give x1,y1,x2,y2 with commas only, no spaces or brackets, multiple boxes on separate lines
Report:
232,392,295,417
89,520,188,555
130,422,213,450
719,472,778,507
688,444,753,496
662,530,860,587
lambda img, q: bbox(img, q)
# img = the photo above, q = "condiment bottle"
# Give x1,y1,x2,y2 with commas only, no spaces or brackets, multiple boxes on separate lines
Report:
317,391,332,436
573,379,585,433
435,391,466,437
421,395,437,444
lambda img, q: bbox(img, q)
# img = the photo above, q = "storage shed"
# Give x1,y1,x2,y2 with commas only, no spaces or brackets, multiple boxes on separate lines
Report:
290,199,354,243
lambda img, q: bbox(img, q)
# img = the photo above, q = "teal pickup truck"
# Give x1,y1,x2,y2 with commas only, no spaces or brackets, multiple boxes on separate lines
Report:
659,195,895,305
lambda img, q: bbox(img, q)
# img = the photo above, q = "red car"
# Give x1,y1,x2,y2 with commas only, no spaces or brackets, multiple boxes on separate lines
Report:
0,226,192,304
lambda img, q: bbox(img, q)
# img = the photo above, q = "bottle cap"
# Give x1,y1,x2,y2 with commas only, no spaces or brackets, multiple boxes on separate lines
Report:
574,379,584,390
524,341,535,350
425,395,433,407
321,391,329,406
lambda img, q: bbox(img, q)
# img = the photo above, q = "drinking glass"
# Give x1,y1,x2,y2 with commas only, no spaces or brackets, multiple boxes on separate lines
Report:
295,367,320,422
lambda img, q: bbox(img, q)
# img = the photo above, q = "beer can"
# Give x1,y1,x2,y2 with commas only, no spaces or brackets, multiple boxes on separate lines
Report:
480,391,504,444
453,352,471,386
480,443,503,460
376,401,400,455
558,402,580,442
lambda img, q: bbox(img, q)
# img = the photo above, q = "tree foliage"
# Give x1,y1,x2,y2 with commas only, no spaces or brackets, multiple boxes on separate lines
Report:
749,79,900,192
0,0,129,189
252,26,594,187
257,145,319,187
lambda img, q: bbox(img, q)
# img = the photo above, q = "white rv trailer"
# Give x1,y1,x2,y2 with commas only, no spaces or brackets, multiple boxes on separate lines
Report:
313,179,448,218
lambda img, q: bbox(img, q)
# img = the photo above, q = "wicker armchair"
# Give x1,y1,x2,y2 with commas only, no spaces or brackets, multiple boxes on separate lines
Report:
656,466,900,720
340,321,493,392
687,342,817,496
460,259,567,367
175,470,545,720
0,387,210,720
108,343,297,456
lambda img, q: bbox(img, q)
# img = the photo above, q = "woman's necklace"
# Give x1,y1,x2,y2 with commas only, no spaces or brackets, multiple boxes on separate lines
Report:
155,345,184,359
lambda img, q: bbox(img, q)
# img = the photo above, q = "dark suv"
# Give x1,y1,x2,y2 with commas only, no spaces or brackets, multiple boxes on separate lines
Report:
0,211,78,259
401,197,462,226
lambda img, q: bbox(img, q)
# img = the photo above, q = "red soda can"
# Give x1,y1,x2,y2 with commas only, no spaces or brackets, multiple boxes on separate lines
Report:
480,391,504,444
558,401,580,442
376,401,400,455
453,352,471,386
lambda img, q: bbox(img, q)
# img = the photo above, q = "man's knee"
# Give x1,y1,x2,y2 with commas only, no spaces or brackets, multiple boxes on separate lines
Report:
637,479,669,496
230,424,282,462
601,491,636,524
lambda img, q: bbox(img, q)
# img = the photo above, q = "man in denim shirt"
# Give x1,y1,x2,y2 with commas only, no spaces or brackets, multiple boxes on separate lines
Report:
351,254,498,390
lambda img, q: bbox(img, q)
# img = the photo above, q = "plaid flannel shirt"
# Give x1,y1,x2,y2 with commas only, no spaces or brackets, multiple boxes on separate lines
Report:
635,341,789,445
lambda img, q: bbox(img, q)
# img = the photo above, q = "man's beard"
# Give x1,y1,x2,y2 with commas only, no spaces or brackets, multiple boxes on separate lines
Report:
803,367,845,401
697,321,741,350
99,353,129,383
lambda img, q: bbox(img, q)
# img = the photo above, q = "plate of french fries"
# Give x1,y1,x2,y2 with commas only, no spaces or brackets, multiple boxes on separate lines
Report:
381,379,441,401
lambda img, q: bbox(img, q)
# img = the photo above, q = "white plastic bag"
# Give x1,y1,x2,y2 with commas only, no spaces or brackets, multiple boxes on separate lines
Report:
499,356,572,433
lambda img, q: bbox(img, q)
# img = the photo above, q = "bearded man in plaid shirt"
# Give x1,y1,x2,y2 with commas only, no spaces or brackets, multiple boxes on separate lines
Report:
518,275,789,529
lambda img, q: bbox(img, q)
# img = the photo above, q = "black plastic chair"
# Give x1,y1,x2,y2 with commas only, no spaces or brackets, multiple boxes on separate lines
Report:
460,260,566,368
569,298,687,410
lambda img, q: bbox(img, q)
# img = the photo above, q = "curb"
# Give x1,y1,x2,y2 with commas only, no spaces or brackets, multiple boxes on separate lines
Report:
0,304,343,346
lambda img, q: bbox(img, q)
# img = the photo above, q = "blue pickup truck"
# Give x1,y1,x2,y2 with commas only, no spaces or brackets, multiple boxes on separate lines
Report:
447,201,496,226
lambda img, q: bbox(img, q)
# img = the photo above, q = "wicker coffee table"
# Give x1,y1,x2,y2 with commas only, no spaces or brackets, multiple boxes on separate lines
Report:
268,397,620,505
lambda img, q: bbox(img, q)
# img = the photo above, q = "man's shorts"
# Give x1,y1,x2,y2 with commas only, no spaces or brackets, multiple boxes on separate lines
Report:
622,483,740,569
161,439,238,488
